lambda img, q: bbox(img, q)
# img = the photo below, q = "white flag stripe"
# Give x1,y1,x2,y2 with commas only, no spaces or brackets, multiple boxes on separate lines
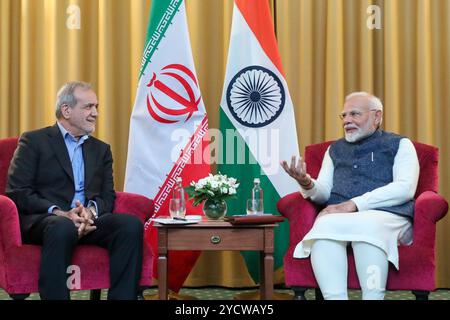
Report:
125,3,207,200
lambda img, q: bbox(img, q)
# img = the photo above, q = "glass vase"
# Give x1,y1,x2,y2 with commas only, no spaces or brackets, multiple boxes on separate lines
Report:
202,199,227,220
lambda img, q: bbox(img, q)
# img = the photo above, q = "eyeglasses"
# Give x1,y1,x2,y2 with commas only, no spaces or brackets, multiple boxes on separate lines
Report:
339,109,377,120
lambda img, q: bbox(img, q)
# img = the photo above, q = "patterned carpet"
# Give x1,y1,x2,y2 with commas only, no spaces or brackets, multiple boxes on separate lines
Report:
1,287,449,300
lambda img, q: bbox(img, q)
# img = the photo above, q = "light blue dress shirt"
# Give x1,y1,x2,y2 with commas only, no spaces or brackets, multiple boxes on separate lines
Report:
48,123,97,215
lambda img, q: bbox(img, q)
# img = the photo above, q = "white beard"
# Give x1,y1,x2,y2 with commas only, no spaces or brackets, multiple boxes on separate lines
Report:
344,123,376,143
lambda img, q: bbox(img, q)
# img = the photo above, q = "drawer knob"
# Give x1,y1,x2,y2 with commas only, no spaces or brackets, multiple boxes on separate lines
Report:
210,235,221,244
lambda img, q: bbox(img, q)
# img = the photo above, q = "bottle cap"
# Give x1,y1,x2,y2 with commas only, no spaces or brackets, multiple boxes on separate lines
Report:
254,178,260,183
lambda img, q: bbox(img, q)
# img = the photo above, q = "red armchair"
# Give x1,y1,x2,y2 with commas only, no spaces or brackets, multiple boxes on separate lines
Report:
277,141,448,300
0,137,154,299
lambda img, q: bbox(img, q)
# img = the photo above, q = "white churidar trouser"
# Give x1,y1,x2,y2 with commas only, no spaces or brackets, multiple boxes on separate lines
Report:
310,239,389,300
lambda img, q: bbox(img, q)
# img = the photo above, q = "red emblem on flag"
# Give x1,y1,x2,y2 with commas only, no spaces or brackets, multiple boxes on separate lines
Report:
146,64,201,124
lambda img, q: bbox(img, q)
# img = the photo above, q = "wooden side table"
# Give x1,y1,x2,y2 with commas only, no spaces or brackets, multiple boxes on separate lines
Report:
155,220,276,300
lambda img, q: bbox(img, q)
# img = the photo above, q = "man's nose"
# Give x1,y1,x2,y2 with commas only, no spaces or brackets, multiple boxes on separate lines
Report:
343,116,352,125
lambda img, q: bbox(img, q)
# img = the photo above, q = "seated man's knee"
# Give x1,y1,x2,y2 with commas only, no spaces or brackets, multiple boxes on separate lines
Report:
43,217,78,243
118,214,144,238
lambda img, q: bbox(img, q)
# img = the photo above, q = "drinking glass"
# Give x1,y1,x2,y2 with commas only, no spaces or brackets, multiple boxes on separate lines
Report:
169,199,186,218
246,199,264,215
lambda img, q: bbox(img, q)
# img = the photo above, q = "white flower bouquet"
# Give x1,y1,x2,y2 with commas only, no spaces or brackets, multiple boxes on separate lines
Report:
185,173,240,206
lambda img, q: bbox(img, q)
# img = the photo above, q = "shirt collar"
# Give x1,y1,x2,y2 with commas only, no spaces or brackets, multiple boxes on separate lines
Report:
57,122,89,143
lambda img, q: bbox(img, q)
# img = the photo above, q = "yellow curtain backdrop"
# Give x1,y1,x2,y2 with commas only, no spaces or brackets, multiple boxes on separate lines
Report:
0,0,449,288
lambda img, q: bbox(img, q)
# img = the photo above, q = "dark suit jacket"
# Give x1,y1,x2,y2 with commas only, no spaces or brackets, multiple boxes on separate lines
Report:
6,124,116,234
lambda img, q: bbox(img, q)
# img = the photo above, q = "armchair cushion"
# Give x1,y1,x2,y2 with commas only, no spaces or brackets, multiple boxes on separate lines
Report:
0,138,19,197
113,191,154,223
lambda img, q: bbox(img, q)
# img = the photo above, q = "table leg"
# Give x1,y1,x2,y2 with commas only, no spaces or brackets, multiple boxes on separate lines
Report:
158,228,168,300
158,254,168,300
261,227,274,300
260,251,266,299
260,252,274,300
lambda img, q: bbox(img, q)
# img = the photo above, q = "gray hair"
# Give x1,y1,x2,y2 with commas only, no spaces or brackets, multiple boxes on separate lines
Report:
345,91,383,127
55,81,92,119
345,91,383,111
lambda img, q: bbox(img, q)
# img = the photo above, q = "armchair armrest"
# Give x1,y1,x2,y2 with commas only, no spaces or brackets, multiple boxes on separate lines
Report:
277,192,320,244
0,195,22,249
113,192,154,224
413,191,448,248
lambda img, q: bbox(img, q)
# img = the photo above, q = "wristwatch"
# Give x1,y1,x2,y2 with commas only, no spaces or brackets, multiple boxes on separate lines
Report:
88,206,98,219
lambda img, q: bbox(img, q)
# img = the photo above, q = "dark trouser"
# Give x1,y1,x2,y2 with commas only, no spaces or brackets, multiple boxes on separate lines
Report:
24,213,143,300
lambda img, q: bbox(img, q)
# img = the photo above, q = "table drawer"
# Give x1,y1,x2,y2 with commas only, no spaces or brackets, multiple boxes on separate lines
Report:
167,228,264,250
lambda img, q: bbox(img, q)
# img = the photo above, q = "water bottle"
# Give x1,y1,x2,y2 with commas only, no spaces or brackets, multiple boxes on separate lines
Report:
250,178,264,215
170,177,186,218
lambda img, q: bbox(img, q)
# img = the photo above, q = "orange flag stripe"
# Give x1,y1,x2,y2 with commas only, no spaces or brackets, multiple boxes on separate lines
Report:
235,0,285,76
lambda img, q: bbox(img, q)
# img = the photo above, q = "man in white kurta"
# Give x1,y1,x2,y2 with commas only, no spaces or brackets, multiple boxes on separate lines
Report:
281,92,419,300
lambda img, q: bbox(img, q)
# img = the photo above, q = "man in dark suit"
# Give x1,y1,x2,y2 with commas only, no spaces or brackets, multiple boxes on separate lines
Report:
6,81,144,300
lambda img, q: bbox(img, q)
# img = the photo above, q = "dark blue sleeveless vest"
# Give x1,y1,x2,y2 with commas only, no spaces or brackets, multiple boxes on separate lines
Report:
328,130,414,219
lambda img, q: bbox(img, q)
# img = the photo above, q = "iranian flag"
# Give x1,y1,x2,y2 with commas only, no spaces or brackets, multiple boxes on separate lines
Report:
218,0,300,282
124,0,210,292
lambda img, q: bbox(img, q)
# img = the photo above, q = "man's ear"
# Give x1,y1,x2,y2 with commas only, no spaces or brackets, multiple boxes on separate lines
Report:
375,110,382,125
62,104,71,119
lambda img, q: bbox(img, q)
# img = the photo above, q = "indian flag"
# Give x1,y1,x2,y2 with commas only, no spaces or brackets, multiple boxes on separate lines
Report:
218,0,300,282
124,0,210,292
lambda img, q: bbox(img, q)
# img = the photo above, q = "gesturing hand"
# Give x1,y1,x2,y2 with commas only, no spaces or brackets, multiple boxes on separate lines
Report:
280,155,313,188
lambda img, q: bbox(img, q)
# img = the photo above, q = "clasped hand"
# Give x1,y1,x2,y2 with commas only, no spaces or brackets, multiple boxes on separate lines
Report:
54,200,96,238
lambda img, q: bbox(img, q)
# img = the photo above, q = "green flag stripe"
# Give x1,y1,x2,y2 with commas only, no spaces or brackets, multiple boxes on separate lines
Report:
218,107,289,282
139,0,183,78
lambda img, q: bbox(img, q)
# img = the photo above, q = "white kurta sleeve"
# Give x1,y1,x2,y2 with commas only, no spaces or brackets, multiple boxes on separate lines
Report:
300,147,334,205
351,138,420,211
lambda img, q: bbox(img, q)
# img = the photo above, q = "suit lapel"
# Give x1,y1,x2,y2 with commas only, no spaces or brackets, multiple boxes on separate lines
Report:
83,138,97,188
48,124,74,182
